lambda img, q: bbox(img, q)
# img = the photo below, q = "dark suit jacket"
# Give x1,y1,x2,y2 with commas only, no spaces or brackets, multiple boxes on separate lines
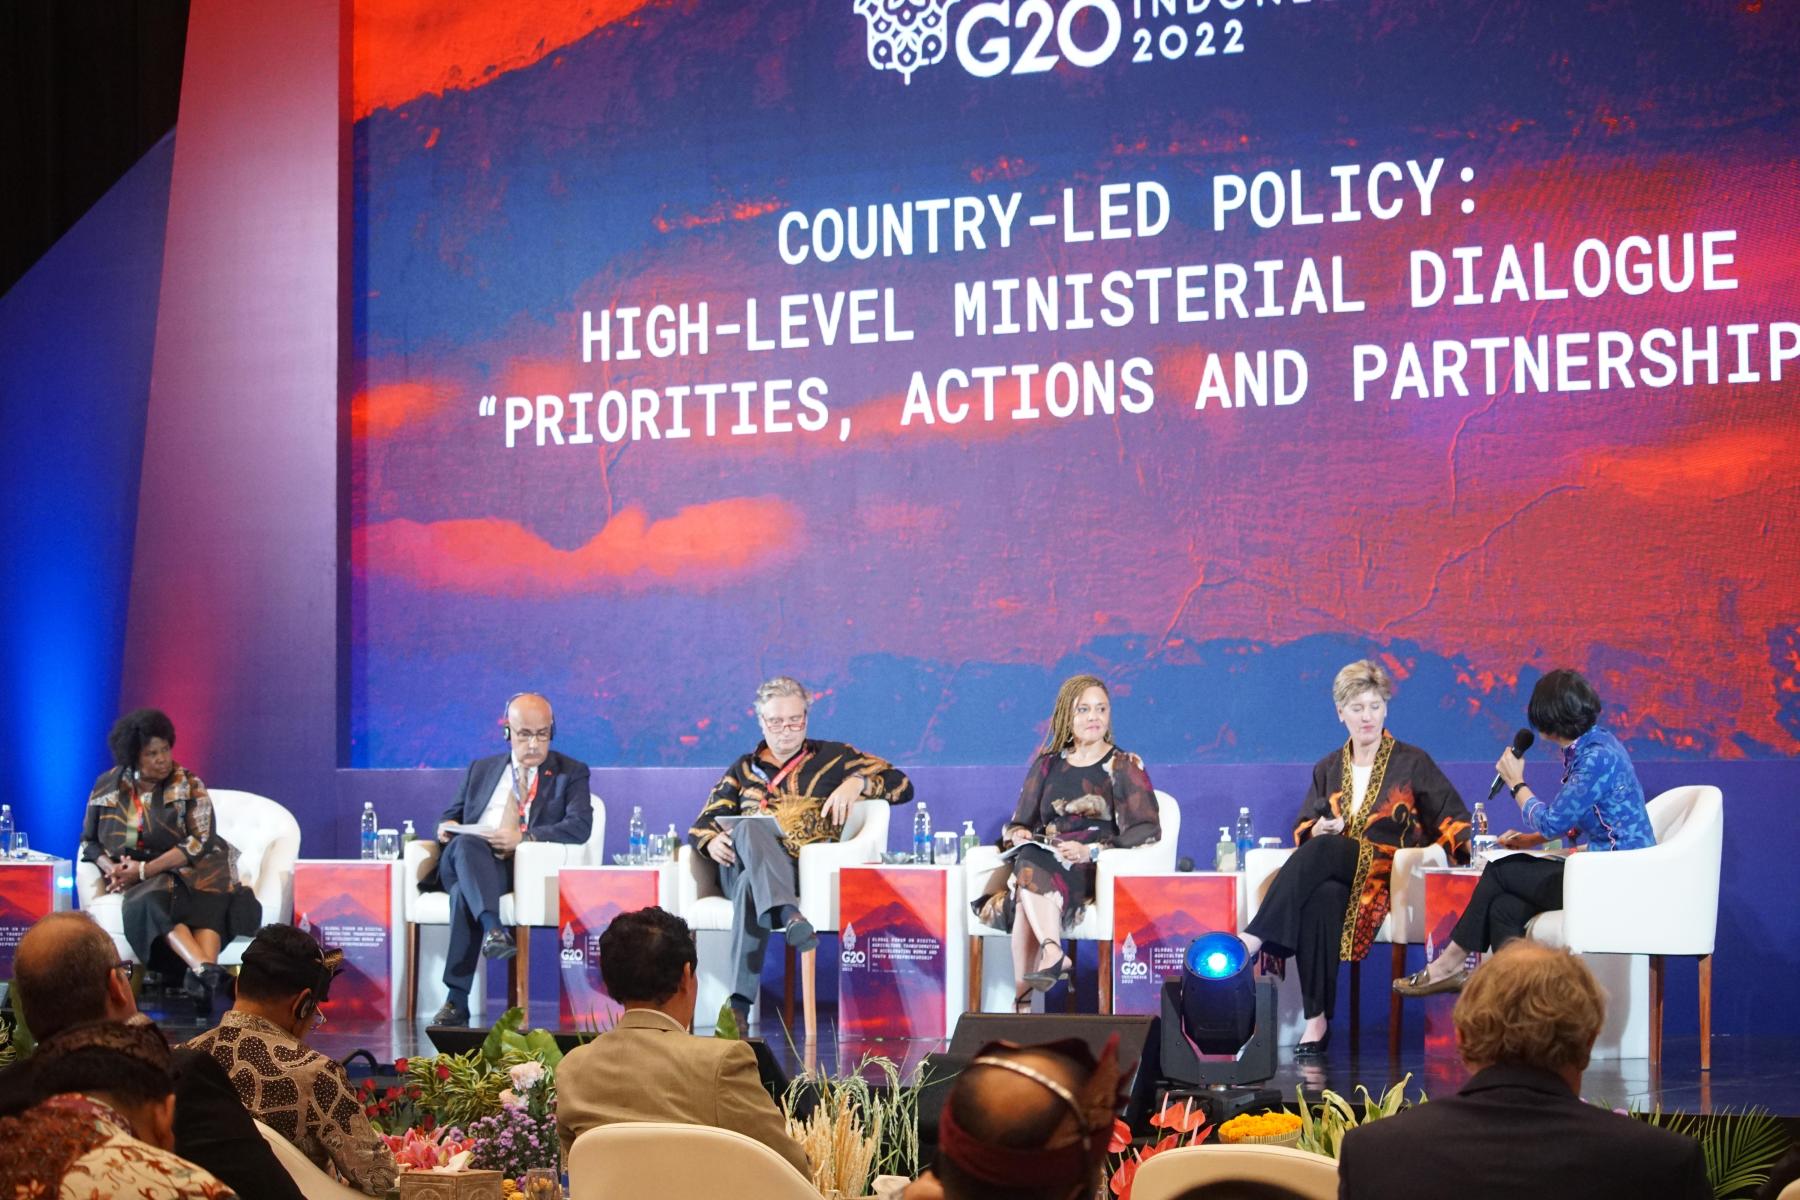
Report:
441,748,593,845
0,1047,306,1200
1338,1064,1709,1200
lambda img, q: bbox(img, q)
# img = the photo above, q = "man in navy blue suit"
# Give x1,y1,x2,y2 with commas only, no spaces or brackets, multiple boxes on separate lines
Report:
431,692,592,1025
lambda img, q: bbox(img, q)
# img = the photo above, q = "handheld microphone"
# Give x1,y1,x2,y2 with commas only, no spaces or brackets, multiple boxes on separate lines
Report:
1488,729,1536,800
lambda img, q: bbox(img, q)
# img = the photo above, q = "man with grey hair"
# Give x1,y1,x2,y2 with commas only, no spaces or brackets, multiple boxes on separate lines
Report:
1338,940,1707,1199
689,676,912,1030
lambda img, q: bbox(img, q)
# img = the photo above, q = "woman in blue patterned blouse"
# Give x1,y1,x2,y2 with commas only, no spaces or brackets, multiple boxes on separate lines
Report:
1394,669,1656,996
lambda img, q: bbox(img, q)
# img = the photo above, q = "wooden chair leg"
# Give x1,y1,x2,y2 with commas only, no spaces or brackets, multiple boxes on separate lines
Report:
1648,954,1665,1069
1349,959,1361,1053
405,923,420,1023
1388,943,1406,1058
784,945,796,1034
1698,953,1712,1072
969,936,985,1013
513,928,530,1015
802,948,818,1044
1098,941,1114,1014
1064,941,1078,1013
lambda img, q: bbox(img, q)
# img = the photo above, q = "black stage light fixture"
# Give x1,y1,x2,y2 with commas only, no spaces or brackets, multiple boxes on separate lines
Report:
1158,932,1280,1121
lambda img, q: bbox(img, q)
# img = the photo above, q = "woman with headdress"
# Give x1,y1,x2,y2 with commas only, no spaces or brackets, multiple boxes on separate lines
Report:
975,675,1161,1012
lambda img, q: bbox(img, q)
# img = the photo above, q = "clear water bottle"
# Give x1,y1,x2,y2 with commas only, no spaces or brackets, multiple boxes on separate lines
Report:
1471,801,1497,866
1216,825,1234,873
0,804,12,857
360,801,378,860
628,806,646,864
1233,806,1254,872
960,820,979,860
665,824,679,863
401,818,417,845
913,802,931,864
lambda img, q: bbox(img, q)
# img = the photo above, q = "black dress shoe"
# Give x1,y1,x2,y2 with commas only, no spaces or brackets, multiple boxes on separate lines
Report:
480,927,517,960
1294,1030,1332,1058
783,916,819,953
432,1001,470,1026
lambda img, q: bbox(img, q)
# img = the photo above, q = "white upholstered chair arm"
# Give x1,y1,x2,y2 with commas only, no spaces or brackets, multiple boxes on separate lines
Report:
796,800,888,930
402,838,441,921
1386,845,1449,942
1561,804,1722,956
1093,835,1178,930
512,840,587,926
1241,846,1295,925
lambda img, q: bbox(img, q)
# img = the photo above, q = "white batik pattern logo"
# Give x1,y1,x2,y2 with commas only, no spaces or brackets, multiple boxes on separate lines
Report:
855,0,961,84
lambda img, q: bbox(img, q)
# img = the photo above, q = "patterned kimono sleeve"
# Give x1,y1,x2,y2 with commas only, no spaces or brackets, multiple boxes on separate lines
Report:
842,743,913,805
311,1061,399,1196
1291,759,1336,844
1411,749,1472,865
689,764,746,850
177,774,215,862
1006,754,1054,839
80,775,122,863
1109,751,1161,848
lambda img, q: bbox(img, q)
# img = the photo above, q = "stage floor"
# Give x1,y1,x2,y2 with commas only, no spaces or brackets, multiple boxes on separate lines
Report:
141,994,1781,1118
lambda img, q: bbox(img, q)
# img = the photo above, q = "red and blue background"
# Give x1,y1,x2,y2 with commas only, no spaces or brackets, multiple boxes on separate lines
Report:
0,0,1794,1039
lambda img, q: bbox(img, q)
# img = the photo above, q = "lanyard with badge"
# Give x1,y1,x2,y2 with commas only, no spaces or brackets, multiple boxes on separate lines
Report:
510,763,539,836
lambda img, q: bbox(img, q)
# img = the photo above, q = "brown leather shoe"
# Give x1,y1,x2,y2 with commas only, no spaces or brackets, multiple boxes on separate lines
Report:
1392,967,1466,998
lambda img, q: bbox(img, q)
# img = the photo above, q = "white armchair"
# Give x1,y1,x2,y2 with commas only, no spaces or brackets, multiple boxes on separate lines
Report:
402,797,607,1020
1243,839,1448,1052
676,799,889,1042
1525,784,1723,1069
253,1121,365,1200
1130,1143,1339,1200
568,1122,821,1200
964,790,1180,1014
77,789,300,969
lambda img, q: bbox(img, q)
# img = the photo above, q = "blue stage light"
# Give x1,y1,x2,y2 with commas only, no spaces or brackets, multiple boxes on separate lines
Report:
1185,931,1250,980
1180,932,1256,1055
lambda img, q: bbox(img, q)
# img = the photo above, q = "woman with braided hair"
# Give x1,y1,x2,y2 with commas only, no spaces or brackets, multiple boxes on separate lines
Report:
1240,659,1471,1057
974,675,1161,1013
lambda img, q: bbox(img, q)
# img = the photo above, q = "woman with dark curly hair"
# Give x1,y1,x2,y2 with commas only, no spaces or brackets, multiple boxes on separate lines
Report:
79,708,258,1004
1395,668,1657,997
974,675,1161,1013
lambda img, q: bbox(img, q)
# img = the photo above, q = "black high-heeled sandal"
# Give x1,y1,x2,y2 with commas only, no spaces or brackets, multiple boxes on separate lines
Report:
1023,940,1072,993
1014,988,1035,1014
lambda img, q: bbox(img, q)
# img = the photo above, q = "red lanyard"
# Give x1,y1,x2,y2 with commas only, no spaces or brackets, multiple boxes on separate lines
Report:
758,750,811,812
511,766,540,835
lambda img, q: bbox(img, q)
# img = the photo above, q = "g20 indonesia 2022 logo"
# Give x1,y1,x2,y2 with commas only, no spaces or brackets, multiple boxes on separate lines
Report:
857,0,1252,84
1119,930,1150,978
840,922,868,966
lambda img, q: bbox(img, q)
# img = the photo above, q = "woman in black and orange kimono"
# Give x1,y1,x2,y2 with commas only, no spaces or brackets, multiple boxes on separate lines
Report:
1241,660,1470,1056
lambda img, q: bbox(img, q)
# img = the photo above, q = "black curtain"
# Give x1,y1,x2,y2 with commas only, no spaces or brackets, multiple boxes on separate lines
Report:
0,0,190,297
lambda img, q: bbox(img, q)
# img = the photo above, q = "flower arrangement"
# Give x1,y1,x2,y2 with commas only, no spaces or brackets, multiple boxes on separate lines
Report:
1218,1110,1302,1145
1293,1075,1422,1159
1107,1097,1213,1199
781,1054,930,1199
383,1124,476,1171
466,1104,559,1181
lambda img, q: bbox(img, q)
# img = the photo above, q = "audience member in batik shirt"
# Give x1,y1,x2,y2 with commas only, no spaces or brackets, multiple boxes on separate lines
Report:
183,926,398,1196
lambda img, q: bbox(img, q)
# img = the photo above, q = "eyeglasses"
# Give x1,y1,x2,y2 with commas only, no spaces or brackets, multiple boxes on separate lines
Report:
113,960,134,977
760,715,807,730
510,728,553,743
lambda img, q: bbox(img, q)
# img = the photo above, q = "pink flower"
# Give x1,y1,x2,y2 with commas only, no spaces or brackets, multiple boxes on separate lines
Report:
507,1061,545,1091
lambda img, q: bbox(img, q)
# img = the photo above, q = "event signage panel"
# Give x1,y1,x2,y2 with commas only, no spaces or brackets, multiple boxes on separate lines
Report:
1112,872,1238,1015
558,867,661,1026
0,861,68,979
838,865,951,1038
295,860,399,1023
1422,867,1483,1060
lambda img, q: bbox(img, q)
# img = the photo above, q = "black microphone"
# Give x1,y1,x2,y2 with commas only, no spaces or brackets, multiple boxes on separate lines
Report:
1487,729,1536,800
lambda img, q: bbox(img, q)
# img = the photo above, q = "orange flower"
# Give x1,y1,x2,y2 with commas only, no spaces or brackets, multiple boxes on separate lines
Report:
1149,1098,1210,1134
1109,1155,1140,1197
1109,1117,1133,1154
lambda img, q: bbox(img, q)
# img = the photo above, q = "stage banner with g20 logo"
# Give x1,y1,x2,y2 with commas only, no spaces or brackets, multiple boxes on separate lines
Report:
1112,873,1237,1015
558,867,661,1026
838,865,949,1038
294,861,396,1023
